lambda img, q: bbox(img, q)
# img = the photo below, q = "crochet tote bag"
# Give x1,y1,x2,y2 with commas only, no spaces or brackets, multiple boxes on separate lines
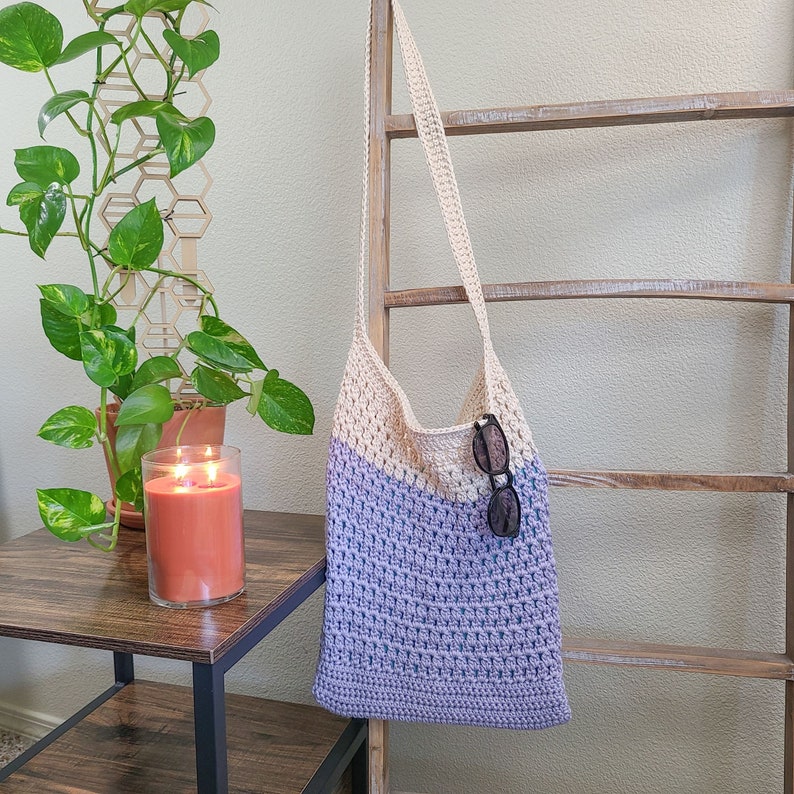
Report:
313,0,571,730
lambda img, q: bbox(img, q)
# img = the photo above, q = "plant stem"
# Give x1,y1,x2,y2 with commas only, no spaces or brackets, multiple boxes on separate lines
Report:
68,193,100,297
90,105,114,162
100,4,126,21
86,511,119,552
42,68,88,137
139,24,173,76
174,400,207,446
100,264,126,298
79,38,111,303
0,227,80,238
81,0,102,22
109,149,165,183
130,274,166,326
169,337,188,360
95,123,121,195
86,126,99,197
94,18,145,99
148,267,219,315
120,33,147,99
100,269,133,305
98,387,121,481
164,10,182,101
171,63,186,99
87,240,116,268
67,196,86,246
98,24,141,81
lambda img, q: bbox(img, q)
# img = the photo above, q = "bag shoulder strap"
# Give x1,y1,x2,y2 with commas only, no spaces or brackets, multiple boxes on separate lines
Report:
357,0,499,370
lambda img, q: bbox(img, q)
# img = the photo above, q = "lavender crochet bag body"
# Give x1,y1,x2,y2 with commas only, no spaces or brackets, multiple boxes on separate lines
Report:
313,0,570,730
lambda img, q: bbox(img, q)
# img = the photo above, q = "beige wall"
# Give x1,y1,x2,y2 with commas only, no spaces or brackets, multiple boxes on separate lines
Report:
0,1,792,791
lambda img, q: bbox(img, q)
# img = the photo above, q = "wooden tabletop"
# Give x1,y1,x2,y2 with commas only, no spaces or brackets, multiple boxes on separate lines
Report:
0,511,326,663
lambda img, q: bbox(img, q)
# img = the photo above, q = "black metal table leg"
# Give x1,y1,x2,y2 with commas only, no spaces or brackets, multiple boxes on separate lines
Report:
113,651,134,685
193,661,228,794
351,723,368,794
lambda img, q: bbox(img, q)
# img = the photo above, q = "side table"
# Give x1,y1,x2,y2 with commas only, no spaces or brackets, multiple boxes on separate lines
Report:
0,510,366,793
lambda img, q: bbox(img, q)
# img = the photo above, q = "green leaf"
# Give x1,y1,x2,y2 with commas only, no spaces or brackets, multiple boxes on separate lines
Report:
38,89,90,136
21,186,66,257
115,422,161,474
40,298,83,360
15,145,79,185
199,315,265,370
191,365,245,405
38,283,90,319
156,112,215,178
246,376,263,416
115,384,174,426
81,298,117,330
0,3,63,72
125,0,195,16
162,29,219,79
115,467,143,511
36,487,107,542
52,31,117,65
97,301,117,327
8,181,66,258
107,198,163,269
257,370,314,435
37,405,97,449
131,355,182,390
109,373,133,401
79,327,137,387
110,99,186,126
186,330,254,373
6,180,40,206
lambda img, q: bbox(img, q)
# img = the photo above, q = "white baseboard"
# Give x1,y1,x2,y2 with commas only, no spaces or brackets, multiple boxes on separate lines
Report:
0,702,59,740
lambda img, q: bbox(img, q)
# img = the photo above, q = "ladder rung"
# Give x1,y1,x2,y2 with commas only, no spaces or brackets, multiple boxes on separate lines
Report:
384,279,794,308
386,90,794,138
549,470,794,492
563,636,794,680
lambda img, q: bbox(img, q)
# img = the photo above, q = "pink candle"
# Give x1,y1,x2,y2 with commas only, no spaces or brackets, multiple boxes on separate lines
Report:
142,446,245,608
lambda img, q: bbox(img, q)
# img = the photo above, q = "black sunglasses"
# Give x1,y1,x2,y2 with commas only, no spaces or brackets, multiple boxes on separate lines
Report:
472,413,521,538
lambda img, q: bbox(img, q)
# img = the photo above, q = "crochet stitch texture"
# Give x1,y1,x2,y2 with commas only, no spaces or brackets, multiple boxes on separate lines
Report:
313,334,571,729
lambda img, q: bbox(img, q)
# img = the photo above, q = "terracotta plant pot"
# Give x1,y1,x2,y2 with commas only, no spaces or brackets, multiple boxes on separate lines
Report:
98,400,227,529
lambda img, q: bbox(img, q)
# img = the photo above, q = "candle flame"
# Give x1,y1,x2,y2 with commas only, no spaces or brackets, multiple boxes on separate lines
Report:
205,445,213,457
175,464,188,485
208,463,218,485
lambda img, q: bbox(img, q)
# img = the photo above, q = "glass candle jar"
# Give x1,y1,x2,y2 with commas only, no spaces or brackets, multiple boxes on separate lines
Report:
141,445,245,609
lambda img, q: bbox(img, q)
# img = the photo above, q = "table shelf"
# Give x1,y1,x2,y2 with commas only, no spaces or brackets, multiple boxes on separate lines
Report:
0,511,365,793
0,681,359,793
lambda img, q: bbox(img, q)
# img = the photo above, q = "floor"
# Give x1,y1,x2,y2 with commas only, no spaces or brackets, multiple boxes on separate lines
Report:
0,731,32,766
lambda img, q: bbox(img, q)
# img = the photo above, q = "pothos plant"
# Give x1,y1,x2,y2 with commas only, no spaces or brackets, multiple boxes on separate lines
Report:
0,0,314,551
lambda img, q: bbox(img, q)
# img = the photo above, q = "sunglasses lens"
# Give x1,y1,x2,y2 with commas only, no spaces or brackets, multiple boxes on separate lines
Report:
488,486,521,538
473,422,509,474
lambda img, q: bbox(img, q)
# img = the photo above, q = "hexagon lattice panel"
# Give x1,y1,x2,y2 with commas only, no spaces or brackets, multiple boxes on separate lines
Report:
89,2,214,394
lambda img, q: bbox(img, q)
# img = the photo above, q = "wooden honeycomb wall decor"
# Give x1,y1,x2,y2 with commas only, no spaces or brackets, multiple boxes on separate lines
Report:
89,2,215,395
